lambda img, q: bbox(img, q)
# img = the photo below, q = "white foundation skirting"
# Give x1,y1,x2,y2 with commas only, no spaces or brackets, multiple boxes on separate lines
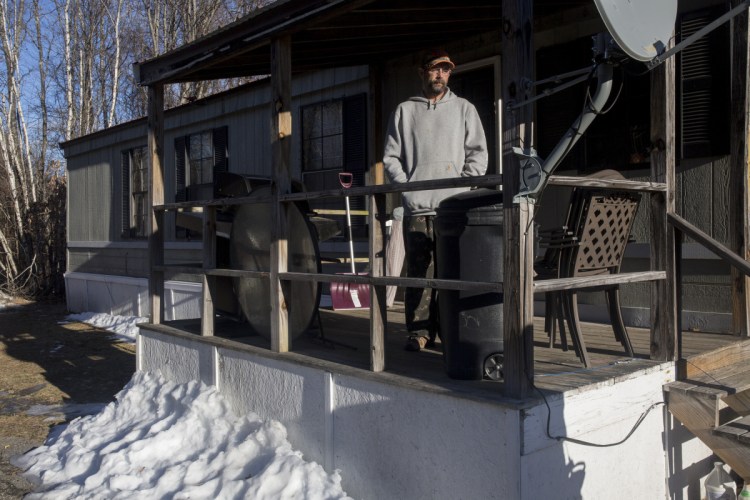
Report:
64,271,201,320
137,326,717,500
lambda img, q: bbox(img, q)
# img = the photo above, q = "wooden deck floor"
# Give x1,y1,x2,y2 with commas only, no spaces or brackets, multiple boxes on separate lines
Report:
164,302,740,401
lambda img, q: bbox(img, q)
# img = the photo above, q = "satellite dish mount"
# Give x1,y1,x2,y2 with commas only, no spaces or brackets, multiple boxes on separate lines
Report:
513,0,748,202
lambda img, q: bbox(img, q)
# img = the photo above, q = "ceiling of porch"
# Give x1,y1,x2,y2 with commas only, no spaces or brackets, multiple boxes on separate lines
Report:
134,0,591,85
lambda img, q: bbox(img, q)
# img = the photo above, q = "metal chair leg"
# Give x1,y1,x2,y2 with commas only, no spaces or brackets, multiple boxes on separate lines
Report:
565,291,591,367
606,287,634,357
555,292,569,351
546,292,555,347
546,292,570,351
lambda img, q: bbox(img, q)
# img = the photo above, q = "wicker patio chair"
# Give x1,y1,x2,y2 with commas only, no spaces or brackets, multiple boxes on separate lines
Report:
536,171,640,367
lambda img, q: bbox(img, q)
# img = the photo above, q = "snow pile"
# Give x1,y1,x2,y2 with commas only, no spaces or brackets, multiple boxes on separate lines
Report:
63,312,147,343
15,371,352,499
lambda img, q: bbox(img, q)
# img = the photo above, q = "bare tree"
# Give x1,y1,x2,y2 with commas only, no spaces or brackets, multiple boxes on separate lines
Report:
0,0,66,296
49,0,128,138
0,0,275,297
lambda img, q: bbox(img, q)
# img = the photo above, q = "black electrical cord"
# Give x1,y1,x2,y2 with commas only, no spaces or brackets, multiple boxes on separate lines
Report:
527,372,666,448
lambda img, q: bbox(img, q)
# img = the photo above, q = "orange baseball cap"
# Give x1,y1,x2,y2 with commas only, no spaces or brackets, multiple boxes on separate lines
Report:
422,49,455,70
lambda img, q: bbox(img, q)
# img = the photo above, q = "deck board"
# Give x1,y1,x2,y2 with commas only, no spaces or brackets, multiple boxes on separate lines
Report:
163,301,740,399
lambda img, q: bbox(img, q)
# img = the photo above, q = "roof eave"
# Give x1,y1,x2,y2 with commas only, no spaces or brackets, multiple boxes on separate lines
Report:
133,0,375,86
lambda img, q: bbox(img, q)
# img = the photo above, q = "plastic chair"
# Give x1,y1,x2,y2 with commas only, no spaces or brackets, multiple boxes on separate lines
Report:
536,172,640,366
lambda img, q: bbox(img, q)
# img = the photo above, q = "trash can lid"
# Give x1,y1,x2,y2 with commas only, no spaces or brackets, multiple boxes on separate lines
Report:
437,188,504,213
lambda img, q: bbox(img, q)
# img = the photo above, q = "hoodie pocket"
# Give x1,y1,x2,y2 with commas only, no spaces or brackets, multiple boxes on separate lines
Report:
403,161,468,213
407,161,459,182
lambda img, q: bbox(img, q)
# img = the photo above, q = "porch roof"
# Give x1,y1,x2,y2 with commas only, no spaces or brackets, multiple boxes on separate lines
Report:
133,0,589,86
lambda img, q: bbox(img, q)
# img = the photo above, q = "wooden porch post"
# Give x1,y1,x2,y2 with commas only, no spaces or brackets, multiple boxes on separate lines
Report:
501,0,535,398
201,206,217,337
270,35,292,352
369,188,386,372
650,40,678,361
730,1,750,337
369,64,386,371
147,84,165,324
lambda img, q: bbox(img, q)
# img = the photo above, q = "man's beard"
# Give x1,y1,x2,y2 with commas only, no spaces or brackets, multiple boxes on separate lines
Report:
425,79,445,97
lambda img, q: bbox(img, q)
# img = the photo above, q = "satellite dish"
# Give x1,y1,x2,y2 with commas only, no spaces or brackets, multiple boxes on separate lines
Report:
230,186,321,339
593,0,677,61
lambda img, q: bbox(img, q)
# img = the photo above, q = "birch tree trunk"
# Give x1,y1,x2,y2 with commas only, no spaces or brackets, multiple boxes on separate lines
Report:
0,0,65,295
106,0,123,126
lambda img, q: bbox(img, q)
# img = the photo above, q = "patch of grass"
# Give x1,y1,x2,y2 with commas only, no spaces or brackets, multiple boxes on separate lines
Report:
0,298,136,497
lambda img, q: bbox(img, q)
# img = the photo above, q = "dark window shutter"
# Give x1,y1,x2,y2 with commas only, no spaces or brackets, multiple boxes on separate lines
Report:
213,125,228,176
175,136,187,202
343,94,368,233
121,151,130,238
212,126,229,198
678,7,730,159
343,94,367,177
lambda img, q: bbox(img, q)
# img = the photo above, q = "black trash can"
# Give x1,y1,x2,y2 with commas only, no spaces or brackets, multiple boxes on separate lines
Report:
435,188,504,380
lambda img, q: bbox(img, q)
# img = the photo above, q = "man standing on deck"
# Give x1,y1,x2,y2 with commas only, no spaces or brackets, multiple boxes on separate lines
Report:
383,49,488,351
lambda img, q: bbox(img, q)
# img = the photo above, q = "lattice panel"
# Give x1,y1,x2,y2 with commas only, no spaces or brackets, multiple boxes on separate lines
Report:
574,193,640,273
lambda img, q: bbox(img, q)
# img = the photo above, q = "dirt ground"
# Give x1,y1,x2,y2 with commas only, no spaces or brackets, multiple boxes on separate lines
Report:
0,296,136,499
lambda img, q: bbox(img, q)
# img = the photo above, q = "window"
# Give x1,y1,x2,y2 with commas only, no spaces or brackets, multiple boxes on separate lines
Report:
175,126,228,202
536,36,650,172
121,146,148,238
301,94,367,237
303,100,344,173
189,130,214,185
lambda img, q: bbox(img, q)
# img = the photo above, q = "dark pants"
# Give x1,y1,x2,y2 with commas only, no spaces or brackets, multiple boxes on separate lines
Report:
404,215,439,341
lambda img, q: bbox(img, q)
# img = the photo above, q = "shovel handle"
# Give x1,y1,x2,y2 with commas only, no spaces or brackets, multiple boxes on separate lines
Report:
338,172,353,189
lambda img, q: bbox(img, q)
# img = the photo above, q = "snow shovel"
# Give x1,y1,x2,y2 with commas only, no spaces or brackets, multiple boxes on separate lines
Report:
331,172,371,310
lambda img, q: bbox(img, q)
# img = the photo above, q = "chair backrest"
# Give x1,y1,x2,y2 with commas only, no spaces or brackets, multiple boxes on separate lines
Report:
536,169,640,280
567,189,641,277
559,169,625,240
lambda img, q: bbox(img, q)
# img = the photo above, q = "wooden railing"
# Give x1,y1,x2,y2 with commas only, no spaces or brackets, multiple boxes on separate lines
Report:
667,212,750,358
668,213,750,277
149,172,669,382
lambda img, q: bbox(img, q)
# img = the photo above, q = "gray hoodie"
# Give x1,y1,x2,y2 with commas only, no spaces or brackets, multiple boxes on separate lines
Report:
383,88,488,215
